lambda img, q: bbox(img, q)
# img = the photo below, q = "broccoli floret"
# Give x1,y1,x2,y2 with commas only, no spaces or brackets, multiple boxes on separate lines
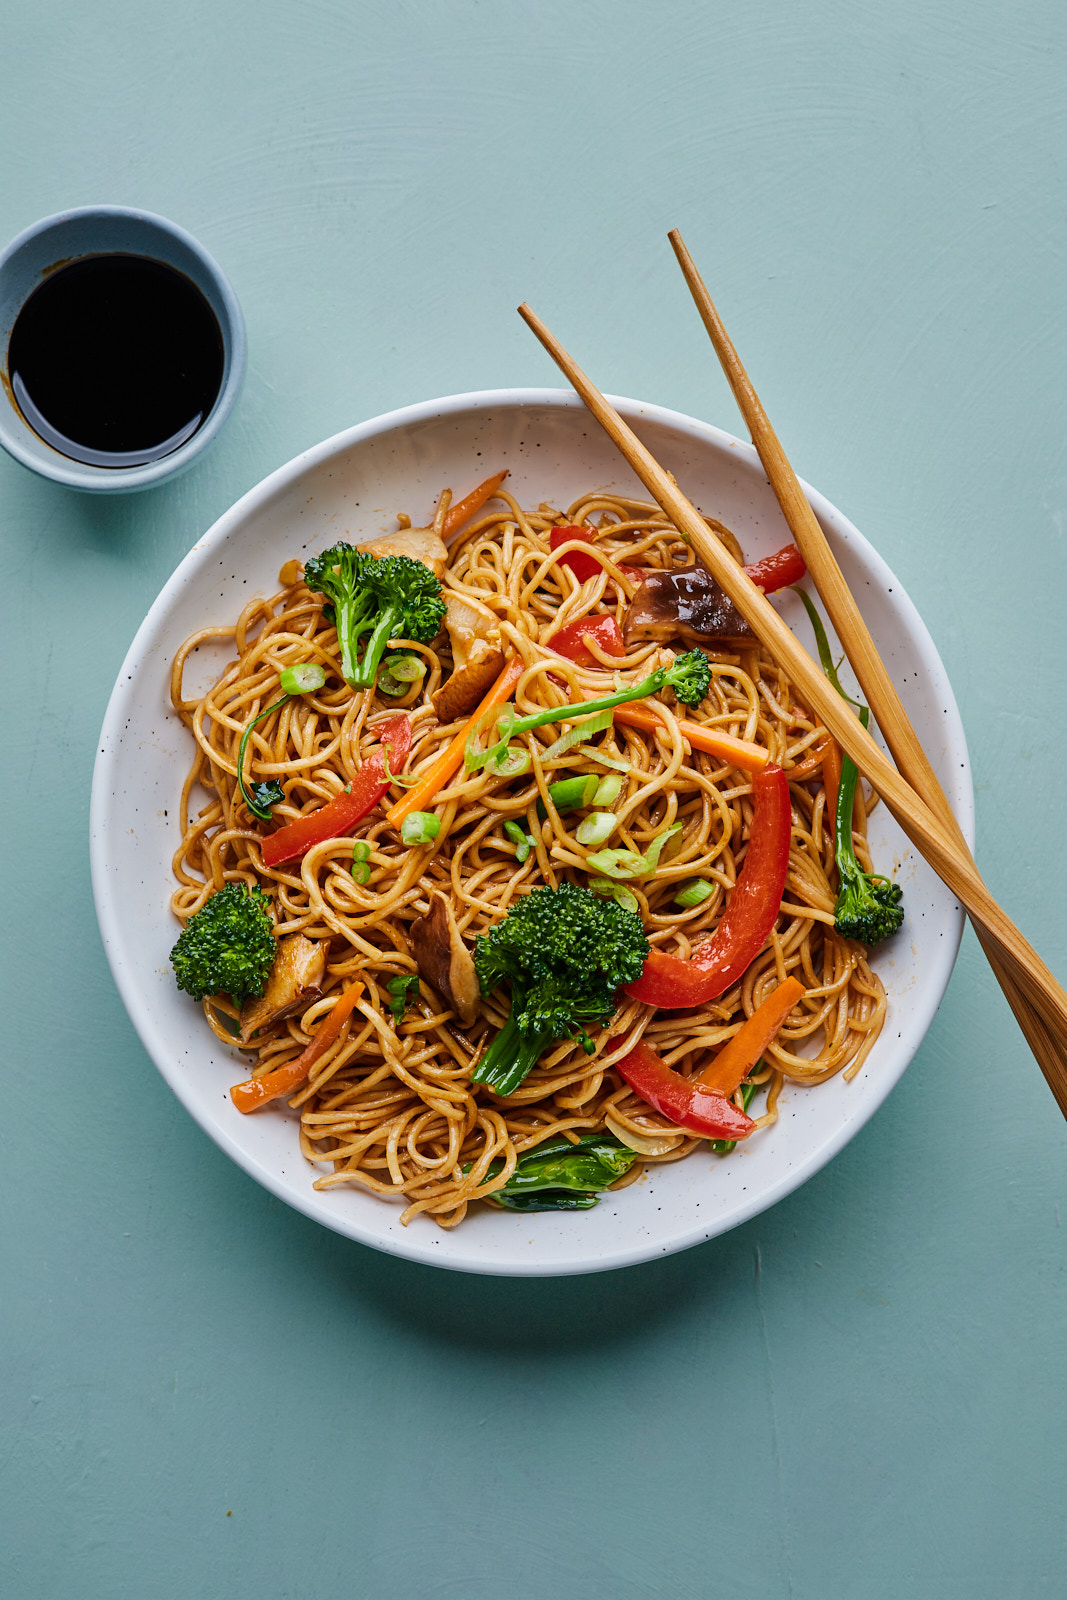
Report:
471,881,649,1096
654,647,713,707
170,882,277,1004
833,751,905,945
303,544,445,690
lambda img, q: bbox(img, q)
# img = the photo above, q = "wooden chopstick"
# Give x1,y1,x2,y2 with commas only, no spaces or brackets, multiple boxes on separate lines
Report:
516,301,1067,1115
667,229,1067,1114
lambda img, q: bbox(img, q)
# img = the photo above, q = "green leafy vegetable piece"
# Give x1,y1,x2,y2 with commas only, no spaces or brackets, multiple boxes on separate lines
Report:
474,1133,637,1211
386,973,420,1021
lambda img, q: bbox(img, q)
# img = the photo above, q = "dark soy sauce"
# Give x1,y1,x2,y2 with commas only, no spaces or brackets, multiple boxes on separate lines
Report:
8,254,225,468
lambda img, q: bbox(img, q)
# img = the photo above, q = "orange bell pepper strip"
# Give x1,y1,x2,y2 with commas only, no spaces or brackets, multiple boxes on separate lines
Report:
260,717,411,868
694,976,805,1096
624,764,792,1009
230,981,364,1113
386,655,524,828
442,470,509,545
612,1038,756,1140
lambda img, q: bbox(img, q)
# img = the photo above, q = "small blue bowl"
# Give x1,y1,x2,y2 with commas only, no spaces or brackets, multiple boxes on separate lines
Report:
0,206,246,492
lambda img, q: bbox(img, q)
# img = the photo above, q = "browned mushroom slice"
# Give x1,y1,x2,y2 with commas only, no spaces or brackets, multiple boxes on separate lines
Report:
432,639,507,724
239,934,327,1042
357,524,448,579
409,890,480,1027
623,566,755,649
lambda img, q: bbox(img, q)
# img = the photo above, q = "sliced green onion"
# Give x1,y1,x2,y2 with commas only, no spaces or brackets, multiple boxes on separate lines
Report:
592,773,623,805
279,661,326,695
585,822,683,880
401,811,441,846
576,811,618,847
465,704,516,772
537,774,599,819
381,746,418,787
503,819,534,862
351,840,372,883
674,877,715,908
378,653,426,697
576,744,630,772
588,877,640,913
487,744,530,778
540,707,614,764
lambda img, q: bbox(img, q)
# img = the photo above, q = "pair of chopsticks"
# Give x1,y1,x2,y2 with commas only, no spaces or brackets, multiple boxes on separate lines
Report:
517,239,1067,1118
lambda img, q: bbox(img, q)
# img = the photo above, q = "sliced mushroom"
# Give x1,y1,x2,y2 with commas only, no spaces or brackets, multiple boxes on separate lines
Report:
239,934,327,1042
357,523,448,579
623,565,755,650
443,592,500,670
409,890,480,1027
432,639,506,723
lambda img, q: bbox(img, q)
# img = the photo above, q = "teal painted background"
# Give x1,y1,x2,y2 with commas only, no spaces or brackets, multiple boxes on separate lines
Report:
3,3,1065,1596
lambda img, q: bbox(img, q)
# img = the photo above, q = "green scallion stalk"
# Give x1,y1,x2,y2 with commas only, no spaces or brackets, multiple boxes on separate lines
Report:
351,840,372,883
674,877,715,908
592,773,623,805
503,819,535,862
536,774,598,819
279,662,326,695
576,811,618,848
401,811,441,846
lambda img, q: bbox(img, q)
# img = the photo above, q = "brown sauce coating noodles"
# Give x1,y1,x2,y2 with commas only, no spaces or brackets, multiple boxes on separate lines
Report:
170,489,887,1226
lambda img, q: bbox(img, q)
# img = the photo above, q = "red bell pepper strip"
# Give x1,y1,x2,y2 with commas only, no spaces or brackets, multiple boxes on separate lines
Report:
623,763,792,1009
743,543,807,593
613,1038,756,1140
546,612,626,666
549,526,645,585
260,716,412,868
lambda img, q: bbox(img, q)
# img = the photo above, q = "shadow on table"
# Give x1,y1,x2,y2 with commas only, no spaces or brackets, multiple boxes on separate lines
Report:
295,1217,760,1359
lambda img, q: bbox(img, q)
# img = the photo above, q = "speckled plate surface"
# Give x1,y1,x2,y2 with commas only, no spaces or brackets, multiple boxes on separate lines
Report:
90,390,972,1276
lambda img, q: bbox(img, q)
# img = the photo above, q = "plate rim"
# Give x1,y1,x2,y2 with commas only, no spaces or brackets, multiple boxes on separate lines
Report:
90,387,973,1275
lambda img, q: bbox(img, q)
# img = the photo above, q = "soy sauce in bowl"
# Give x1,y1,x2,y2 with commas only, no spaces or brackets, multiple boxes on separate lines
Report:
8,254,224,468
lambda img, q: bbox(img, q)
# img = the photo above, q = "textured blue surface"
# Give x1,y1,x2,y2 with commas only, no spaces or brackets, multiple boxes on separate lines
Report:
2,4,1065,1595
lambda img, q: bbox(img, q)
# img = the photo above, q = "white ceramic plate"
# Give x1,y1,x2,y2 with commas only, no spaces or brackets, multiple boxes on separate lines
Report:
91,390,972,1276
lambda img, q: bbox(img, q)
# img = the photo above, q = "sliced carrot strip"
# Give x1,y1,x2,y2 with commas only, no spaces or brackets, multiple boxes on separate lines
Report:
386,655,524,827
442,469,509,545
229,982,364,1113
694,976,805,1097
612,703,769,772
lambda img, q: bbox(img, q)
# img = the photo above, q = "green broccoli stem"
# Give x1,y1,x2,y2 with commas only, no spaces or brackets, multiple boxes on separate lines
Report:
334,597,376,686
347,603,403,689
471,1004,556,1097
508,666,671,740
833,705,869,870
